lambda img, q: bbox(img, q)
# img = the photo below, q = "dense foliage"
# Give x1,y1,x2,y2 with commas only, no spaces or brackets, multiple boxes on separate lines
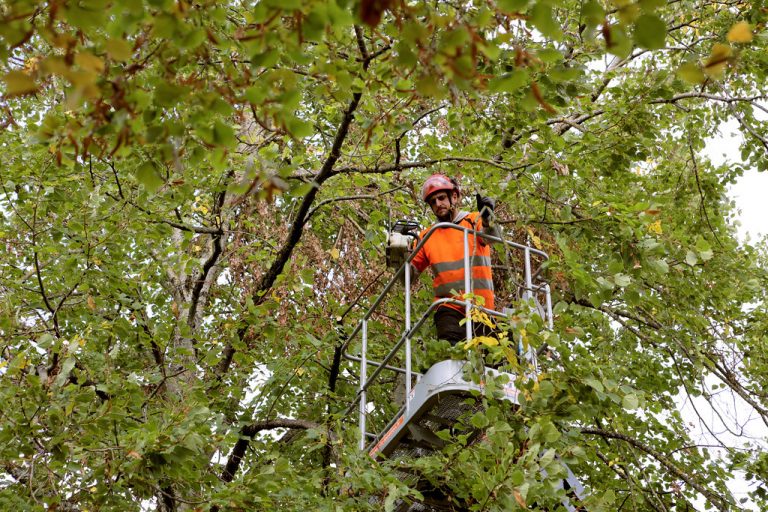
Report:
1,0,767,510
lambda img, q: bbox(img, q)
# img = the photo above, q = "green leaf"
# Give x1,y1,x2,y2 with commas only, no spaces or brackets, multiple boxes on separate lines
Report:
540,448,556,467
695,237,713,261
639,0,666,9
416,75,442,97
623,393,639,409
136,161,164,192
488,70,528,93
251,49,280,68
213,120,236,148
634,14,667,50
647,258,669,274
470,412,489,429
581,0,605,26
677,62,706,84
585,377,604,393
37,333,55,349
54,357,76,388
613,273,631,287
542,422,561,443
384,484,399,512
154,81,188,107
605,24,632,58
597,276,614,290
105,38,133,61
538,47,563,63
286,117,314,138
498,0,529,11
530,3,562,40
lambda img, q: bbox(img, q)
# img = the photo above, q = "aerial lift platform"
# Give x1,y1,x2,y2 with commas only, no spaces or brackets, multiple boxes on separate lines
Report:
340,221,587,511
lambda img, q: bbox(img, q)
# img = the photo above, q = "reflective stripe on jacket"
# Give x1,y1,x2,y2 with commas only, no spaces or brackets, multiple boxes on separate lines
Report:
411,211,494,312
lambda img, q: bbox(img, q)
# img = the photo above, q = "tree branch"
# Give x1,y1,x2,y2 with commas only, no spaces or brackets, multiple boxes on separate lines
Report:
219,418,327,484
305,185,407,220
650,92,767,106
216,49,370,377
581,428,731,512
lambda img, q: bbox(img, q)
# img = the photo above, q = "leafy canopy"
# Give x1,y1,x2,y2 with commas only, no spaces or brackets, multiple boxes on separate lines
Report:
1,0,767,510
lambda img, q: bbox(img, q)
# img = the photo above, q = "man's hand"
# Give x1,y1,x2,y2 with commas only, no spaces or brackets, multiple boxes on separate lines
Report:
476,193,496,218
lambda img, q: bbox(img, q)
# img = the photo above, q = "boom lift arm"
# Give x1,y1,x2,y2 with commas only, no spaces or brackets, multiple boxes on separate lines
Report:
341,220,587,511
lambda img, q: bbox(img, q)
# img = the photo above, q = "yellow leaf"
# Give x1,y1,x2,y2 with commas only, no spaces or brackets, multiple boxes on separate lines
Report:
727,22,753,43
3,70,37,96
503,347,519,366
704,43,732,78
330,247,340,260
471,309,496,328
463,337,481,350
526,228,543,250
75,52,105,73
87,295,96,311
474,335,500,347
23,56,41,73
106,38,133,61
648,220,663,234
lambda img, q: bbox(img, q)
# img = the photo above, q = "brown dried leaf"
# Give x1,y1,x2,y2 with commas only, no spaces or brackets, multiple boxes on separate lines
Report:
531,82,556,113
360,0,392,28
513,489,526,508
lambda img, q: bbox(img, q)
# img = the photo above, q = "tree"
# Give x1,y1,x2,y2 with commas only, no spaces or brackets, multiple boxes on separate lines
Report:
1,0,766,510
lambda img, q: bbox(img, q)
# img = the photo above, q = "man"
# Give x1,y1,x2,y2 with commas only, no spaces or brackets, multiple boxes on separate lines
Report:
410,174,498,345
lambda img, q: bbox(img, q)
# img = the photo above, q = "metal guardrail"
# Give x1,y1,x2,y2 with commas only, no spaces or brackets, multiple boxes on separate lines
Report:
340,222,551,449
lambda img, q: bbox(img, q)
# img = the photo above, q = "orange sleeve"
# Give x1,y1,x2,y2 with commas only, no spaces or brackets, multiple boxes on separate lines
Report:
411,229,430,272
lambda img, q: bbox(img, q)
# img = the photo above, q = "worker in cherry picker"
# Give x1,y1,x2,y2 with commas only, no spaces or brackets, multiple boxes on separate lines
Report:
410,174,498,344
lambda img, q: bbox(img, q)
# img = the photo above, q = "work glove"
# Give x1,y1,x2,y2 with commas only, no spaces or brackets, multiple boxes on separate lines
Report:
476,193,496,219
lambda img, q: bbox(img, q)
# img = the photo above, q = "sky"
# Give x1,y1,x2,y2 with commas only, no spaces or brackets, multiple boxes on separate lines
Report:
710,120,768,241
687,120,767,510
729,170,768,241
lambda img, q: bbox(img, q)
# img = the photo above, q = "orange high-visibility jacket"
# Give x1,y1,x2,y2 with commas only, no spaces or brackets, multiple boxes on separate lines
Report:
411,212,494,312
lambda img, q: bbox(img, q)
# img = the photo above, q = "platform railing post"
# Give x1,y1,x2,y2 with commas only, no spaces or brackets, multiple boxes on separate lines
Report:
545,284,553,329
463,228,472,341
524,246,533,302
359,319,368,450
404,262,412,414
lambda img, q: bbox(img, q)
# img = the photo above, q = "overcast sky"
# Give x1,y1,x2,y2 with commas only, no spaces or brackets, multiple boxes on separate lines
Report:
707,119,767,242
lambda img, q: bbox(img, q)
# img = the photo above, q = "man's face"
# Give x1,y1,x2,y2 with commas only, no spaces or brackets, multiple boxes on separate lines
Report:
427,190,457,222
